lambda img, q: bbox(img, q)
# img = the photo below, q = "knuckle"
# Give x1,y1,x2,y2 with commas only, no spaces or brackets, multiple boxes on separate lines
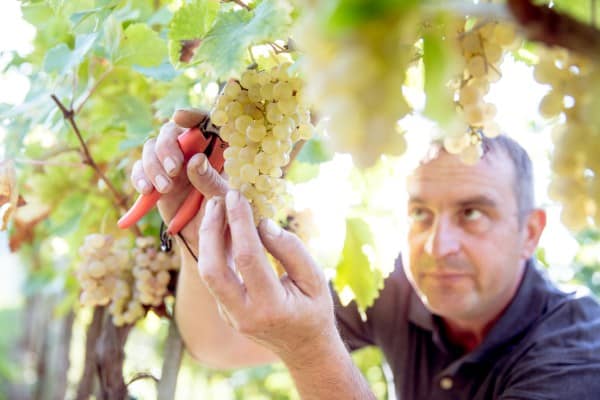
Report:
198,266,220,288
233,251,259,271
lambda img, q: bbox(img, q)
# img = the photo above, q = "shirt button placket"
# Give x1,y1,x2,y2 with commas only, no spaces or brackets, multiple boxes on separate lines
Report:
440,376,453,390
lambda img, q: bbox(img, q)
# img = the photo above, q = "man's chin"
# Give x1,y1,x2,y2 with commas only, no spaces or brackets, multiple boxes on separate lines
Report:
420,292,476,319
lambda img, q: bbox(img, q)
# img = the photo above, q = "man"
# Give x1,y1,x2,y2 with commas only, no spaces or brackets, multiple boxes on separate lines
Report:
132,109,600,399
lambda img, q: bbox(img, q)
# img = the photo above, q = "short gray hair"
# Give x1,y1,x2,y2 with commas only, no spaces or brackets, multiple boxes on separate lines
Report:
480,135,535,221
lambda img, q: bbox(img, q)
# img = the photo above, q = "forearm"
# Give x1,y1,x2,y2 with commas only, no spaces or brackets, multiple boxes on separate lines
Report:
282,334,376,400
175,248,230,363
175,244,278,367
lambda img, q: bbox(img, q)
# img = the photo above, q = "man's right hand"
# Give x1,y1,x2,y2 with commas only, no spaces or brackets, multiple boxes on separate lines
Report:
129,109,229,253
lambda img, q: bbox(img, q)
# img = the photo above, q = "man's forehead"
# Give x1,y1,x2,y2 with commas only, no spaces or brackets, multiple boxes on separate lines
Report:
406,147,516,196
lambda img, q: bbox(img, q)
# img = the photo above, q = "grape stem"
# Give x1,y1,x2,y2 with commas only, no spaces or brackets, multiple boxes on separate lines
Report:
75,65,113,114
269,41,289,54
223,0,250,11
126,372,159,386
283,140,306,177
50,94,142,237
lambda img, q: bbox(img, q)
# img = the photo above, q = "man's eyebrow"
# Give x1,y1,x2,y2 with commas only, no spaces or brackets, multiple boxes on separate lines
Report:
407,195,498,208
457,196,498,208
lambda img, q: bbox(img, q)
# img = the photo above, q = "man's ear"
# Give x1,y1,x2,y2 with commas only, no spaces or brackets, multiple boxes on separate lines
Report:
521,208,546,260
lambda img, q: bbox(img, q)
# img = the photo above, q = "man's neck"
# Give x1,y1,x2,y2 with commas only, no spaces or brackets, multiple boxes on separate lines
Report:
441,263,527,353
441,315,500,352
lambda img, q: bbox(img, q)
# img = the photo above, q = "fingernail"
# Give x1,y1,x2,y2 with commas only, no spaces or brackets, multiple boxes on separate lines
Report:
197,155,208,175
136,179,149,193
226,190,240,209
263,219,281,237
205,197,216,215
155,174,169,192
164,157,177,176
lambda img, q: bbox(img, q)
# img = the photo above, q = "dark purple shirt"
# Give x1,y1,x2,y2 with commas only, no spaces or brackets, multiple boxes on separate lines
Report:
333,259,600,399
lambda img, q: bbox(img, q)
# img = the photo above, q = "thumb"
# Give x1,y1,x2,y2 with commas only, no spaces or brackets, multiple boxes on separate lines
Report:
258,219,325,297
173,108,208,128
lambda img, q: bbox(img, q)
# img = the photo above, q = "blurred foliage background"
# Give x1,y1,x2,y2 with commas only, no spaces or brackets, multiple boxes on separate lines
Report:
1,0,600,399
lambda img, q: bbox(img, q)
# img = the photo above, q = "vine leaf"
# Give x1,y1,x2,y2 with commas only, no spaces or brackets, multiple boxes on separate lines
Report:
296,135,334,164
333,218,384,317
115,23,167,67
43,33,99,75
168,0,219,67
168,0,219,41
192,0,293,79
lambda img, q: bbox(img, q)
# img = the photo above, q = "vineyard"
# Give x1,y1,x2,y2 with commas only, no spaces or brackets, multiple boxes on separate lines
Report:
2,0,600,399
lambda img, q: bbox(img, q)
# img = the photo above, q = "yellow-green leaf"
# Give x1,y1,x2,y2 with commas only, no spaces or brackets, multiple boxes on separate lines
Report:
333,218,384,316
116,23,167,67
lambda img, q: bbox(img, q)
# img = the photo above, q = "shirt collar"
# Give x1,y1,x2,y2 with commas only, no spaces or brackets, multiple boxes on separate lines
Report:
408,259,551,361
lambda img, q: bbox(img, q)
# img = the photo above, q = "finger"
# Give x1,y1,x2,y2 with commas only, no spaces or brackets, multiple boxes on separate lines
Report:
130,160,152,195
155,122,185,177
198,197,246,313
258,219,325,298
225,190,282,299
173,108,208,128
142,138,172,193
187,153,229,199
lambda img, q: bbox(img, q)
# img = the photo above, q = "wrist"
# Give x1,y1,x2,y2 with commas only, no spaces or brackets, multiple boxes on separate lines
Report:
279,325,348,371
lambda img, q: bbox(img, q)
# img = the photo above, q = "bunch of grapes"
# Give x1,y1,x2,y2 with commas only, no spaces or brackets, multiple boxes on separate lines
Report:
444,21,520,165
535,48,600,230
132,236,179,307
77,234,131,307
77,234,180,326
210,65,314,222
109,278,144,327
293,15,416,168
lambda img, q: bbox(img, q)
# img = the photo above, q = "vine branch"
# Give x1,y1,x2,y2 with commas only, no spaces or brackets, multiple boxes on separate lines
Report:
75,66,113,114
506,0,600,59
50,94,142,236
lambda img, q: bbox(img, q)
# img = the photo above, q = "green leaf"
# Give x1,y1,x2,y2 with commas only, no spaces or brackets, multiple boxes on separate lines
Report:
133,61,178,81
284,161,320,183
43,32,99,74
194,0,293,79
296,135,334,164
325,0,419,33
168,0,219,41
422,22,459,125
115,23,167,67
333,218,383,315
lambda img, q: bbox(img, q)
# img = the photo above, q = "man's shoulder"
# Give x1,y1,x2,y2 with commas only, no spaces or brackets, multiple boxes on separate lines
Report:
497,283,600,399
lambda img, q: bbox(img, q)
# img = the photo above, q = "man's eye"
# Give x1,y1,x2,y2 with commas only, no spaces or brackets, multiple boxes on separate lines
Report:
463,208,483,221
409,208,430,222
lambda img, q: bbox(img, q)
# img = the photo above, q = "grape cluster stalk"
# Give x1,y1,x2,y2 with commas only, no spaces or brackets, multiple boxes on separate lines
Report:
443,20,520,165
210,64,314,222
534,48,600,231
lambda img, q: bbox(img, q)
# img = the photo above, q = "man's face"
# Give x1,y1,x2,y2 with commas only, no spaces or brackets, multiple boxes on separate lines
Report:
405,148,530,324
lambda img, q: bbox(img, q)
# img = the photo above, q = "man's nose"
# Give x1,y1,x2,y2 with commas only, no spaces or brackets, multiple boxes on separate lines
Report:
424,216,460,258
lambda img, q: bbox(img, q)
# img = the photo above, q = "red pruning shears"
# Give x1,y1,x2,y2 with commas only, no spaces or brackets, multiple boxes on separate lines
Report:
117,121,228,235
